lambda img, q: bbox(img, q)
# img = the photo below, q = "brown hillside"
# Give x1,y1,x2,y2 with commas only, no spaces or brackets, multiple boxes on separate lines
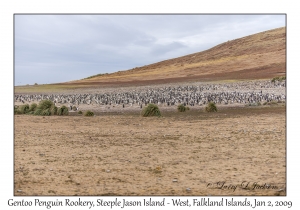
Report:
68,27,286,86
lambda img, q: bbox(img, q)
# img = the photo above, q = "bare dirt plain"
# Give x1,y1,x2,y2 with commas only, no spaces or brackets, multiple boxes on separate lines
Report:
14,105,286,196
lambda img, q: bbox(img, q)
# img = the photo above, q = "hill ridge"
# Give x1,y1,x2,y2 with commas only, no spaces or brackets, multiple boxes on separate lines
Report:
70,26,285,85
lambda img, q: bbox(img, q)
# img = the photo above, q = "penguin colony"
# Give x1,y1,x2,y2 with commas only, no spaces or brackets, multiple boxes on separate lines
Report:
15,80,285,109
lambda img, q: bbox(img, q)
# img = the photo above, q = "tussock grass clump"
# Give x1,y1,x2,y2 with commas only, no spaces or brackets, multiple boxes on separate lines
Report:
34,108,43,115
177,104,185,112
14,105,22,114
78,110,83,114
57,106,69,116
33,100,58,116
37,100,53,110
84,110,94,116
177,104,187,112
141,103,161,117
19,104,30,114
205,102,218,112
50,106,58,115
14,106,18,114
29,103,38,112
41,108,51,116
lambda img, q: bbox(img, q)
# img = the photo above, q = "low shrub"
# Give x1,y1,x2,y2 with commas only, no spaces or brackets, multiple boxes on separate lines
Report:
141,103,161,117
57,105,69,116
78,110,83,114
205,102,218,112
84,110,94,116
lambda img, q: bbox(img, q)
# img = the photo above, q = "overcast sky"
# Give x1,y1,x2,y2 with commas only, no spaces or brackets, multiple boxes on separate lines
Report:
14,14,285,86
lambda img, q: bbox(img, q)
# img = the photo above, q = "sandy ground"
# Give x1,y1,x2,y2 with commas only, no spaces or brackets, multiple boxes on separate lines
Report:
14,105,286,196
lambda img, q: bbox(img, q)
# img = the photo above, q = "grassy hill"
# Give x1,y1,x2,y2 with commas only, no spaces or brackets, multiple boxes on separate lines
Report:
72,27,286,85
